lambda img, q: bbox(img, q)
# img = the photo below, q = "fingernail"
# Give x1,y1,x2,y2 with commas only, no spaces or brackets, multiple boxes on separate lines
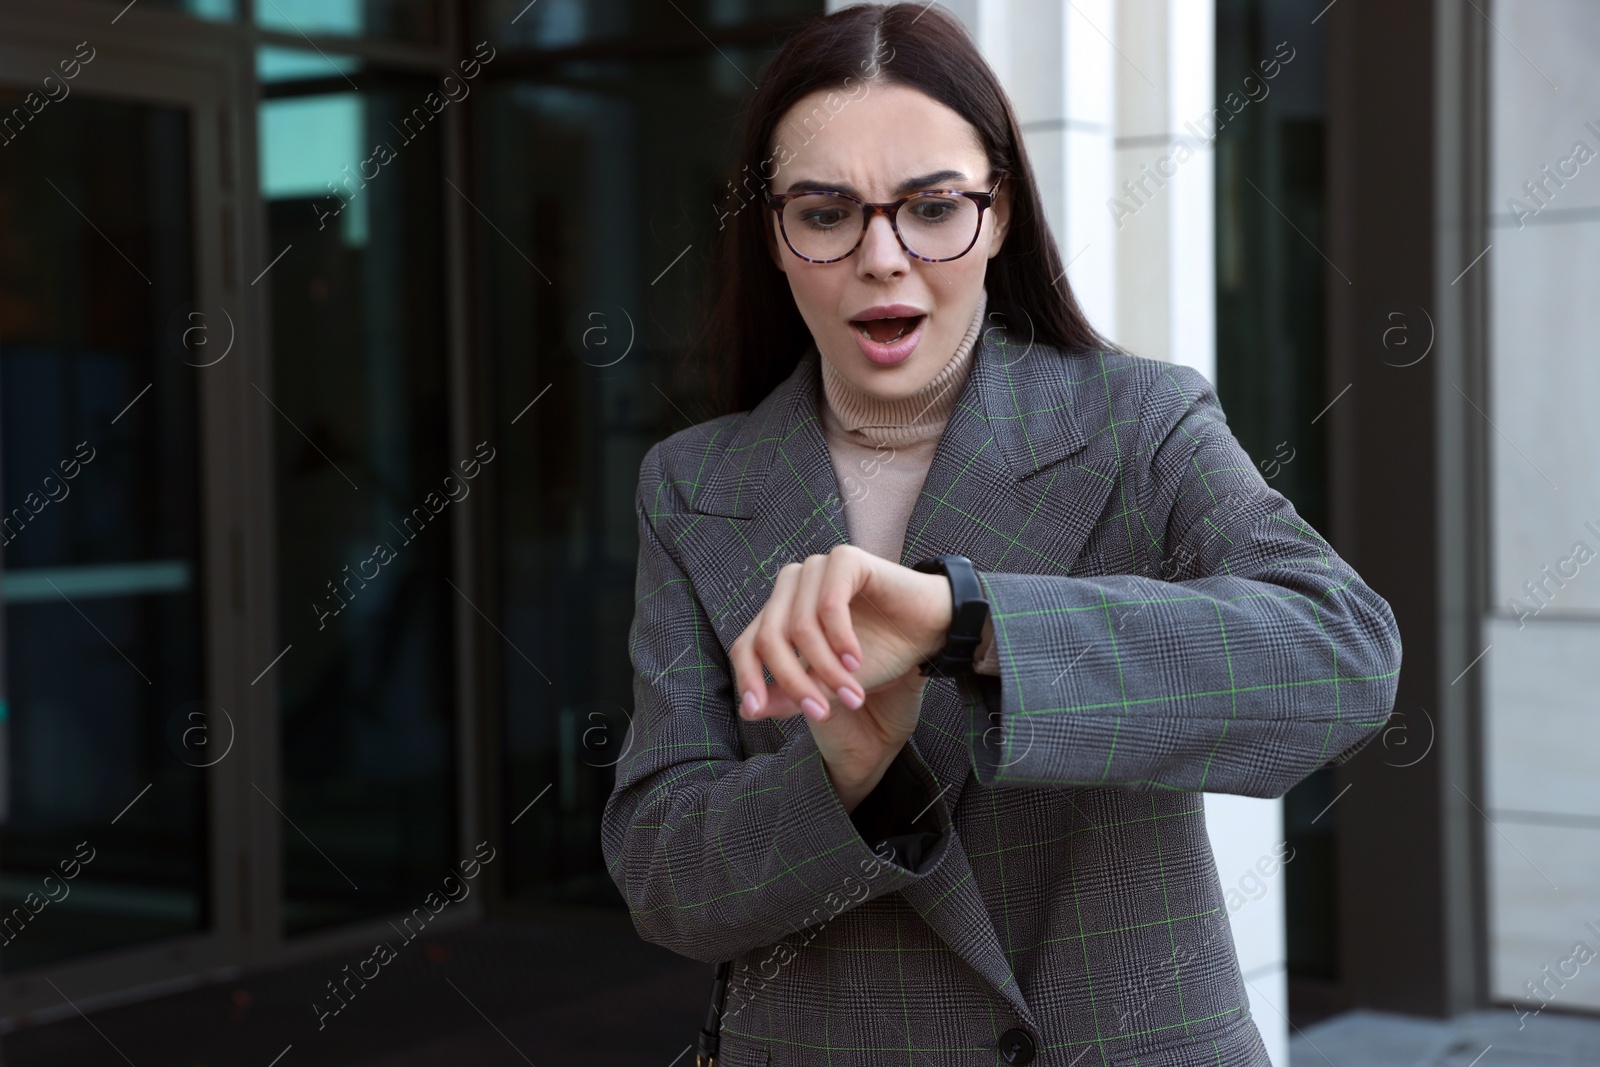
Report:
837,685,862,709
801,696,826,722
841,652,860,672
742,690,760,714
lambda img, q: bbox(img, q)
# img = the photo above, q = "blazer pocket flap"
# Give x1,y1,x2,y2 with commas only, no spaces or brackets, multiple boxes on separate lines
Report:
1109,1004,1269,1066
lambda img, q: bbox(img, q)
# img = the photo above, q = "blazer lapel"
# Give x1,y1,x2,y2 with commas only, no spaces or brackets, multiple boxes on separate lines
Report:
655,345,852,652
687,326,1123,1026
687,326,1118,595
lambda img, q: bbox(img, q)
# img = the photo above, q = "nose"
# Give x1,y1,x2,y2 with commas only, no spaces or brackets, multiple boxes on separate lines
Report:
856,208,909,279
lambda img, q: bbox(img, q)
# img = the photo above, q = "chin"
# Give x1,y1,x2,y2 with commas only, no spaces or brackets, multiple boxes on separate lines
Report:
845,339,941,397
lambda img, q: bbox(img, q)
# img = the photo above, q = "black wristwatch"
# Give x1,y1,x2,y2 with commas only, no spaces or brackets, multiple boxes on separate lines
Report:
910,554,990,678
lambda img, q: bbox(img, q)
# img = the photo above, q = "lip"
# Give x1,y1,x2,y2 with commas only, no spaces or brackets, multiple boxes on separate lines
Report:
849,311,927,367
849,303,926,322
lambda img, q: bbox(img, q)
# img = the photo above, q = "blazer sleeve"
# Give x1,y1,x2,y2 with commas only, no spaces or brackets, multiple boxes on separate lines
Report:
601,444,956,964
959,363,1402,799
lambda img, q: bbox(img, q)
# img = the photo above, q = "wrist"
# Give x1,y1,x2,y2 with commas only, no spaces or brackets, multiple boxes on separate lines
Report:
919,570,955,660
829,750,900,814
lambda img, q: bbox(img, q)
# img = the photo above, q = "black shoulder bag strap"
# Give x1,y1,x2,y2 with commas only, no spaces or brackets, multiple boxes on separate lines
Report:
695,960,731,1066
698,685,744,1066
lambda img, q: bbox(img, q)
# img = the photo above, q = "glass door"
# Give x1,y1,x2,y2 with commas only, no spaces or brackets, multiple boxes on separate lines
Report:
0,13,256,1011
254,44,460,940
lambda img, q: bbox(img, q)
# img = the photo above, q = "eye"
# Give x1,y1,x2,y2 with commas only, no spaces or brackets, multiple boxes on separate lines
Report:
800,207,849,228
907,196,961,223
786,193,859,232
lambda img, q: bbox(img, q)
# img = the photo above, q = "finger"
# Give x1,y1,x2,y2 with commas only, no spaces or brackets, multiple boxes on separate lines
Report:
732,636,806,722
752,669,804,720
729,564,796,720
788,553,863,713
728,626,769,721
786,565,857,720
750,644,805,721
738,562,800,719
727,597,771,718
818,546,867,677
755,627,827,722
754,564,831,723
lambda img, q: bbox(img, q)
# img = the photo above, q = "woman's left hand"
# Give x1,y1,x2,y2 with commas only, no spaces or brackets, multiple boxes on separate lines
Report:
728,543,953,722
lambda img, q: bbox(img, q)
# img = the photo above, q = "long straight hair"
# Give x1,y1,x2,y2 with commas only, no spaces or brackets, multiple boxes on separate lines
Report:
682,1,1120,418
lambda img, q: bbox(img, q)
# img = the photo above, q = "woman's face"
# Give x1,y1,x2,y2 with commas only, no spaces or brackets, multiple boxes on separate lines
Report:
767,82,1011,402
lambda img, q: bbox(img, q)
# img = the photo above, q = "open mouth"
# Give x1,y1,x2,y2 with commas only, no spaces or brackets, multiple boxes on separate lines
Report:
851,315,925,344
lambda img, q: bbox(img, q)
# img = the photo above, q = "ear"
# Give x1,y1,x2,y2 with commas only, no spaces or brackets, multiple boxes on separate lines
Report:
985,178,1013,259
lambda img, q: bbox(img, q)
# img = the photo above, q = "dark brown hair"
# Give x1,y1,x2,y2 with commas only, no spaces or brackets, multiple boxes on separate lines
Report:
682,1,1120,417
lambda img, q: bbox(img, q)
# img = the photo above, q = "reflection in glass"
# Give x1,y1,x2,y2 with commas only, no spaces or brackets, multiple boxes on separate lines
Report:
0,92,207,970
86,0,236,20
482,0,818,50
474,31,806,902
257,46,365,87
258,55,455,935
255,0,437,45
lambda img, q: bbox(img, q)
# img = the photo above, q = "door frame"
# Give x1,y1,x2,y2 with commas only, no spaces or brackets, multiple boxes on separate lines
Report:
0,0,275,1021
0,0,490,1028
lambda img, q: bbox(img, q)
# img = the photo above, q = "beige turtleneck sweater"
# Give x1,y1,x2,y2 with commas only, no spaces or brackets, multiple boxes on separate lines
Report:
817,289,1001,676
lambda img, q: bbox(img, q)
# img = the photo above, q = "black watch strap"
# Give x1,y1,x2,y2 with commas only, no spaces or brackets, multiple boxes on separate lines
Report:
910,554,989,678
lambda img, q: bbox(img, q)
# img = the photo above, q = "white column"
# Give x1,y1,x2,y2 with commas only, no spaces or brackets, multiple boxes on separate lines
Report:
1203,793,1291,1067
1482,0,1600,1015
977,0,1119,338
1164,0,1216,382
1110,0,1215,383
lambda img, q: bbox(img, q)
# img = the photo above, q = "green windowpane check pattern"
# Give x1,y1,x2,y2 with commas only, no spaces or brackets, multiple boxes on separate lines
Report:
602,328,1401,1066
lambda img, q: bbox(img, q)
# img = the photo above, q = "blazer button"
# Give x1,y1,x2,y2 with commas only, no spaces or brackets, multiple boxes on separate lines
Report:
998,1027,1036,1065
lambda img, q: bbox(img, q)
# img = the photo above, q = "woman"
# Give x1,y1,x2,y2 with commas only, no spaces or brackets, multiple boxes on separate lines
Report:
603,5,1402,1065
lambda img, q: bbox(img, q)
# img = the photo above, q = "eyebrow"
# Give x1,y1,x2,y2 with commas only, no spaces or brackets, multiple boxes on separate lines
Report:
780,170,970,198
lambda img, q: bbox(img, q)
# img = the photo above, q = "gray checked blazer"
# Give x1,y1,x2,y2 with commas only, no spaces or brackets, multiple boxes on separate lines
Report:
603,327,1402,1066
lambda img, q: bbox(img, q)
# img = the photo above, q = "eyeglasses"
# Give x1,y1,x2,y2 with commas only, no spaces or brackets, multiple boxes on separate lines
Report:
764,172,1006,264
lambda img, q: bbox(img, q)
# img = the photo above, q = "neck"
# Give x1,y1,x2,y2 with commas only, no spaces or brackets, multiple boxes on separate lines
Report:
819,288,988,448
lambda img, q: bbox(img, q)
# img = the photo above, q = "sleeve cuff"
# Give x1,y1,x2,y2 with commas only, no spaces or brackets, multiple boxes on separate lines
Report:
847,745,945,872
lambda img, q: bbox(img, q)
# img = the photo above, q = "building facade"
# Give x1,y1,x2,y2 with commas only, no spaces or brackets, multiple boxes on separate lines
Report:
0,0,1593,1059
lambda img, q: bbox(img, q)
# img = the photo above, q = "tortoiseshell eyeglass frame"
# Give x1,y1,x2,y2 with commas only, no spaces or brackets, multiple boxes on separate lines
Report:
763,171,1007,264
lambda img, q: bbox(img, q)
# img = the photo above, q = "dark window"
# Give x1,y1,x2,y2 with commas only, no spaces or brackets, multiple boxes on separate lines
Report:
0,93,207,970
1215,0,1339,1025
474,7,823,904
259,54,457,936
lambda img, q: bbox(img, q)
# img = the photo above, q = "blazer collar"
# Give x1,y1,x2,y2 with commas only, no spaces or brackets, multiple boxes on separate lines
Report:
691,324,1092,529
